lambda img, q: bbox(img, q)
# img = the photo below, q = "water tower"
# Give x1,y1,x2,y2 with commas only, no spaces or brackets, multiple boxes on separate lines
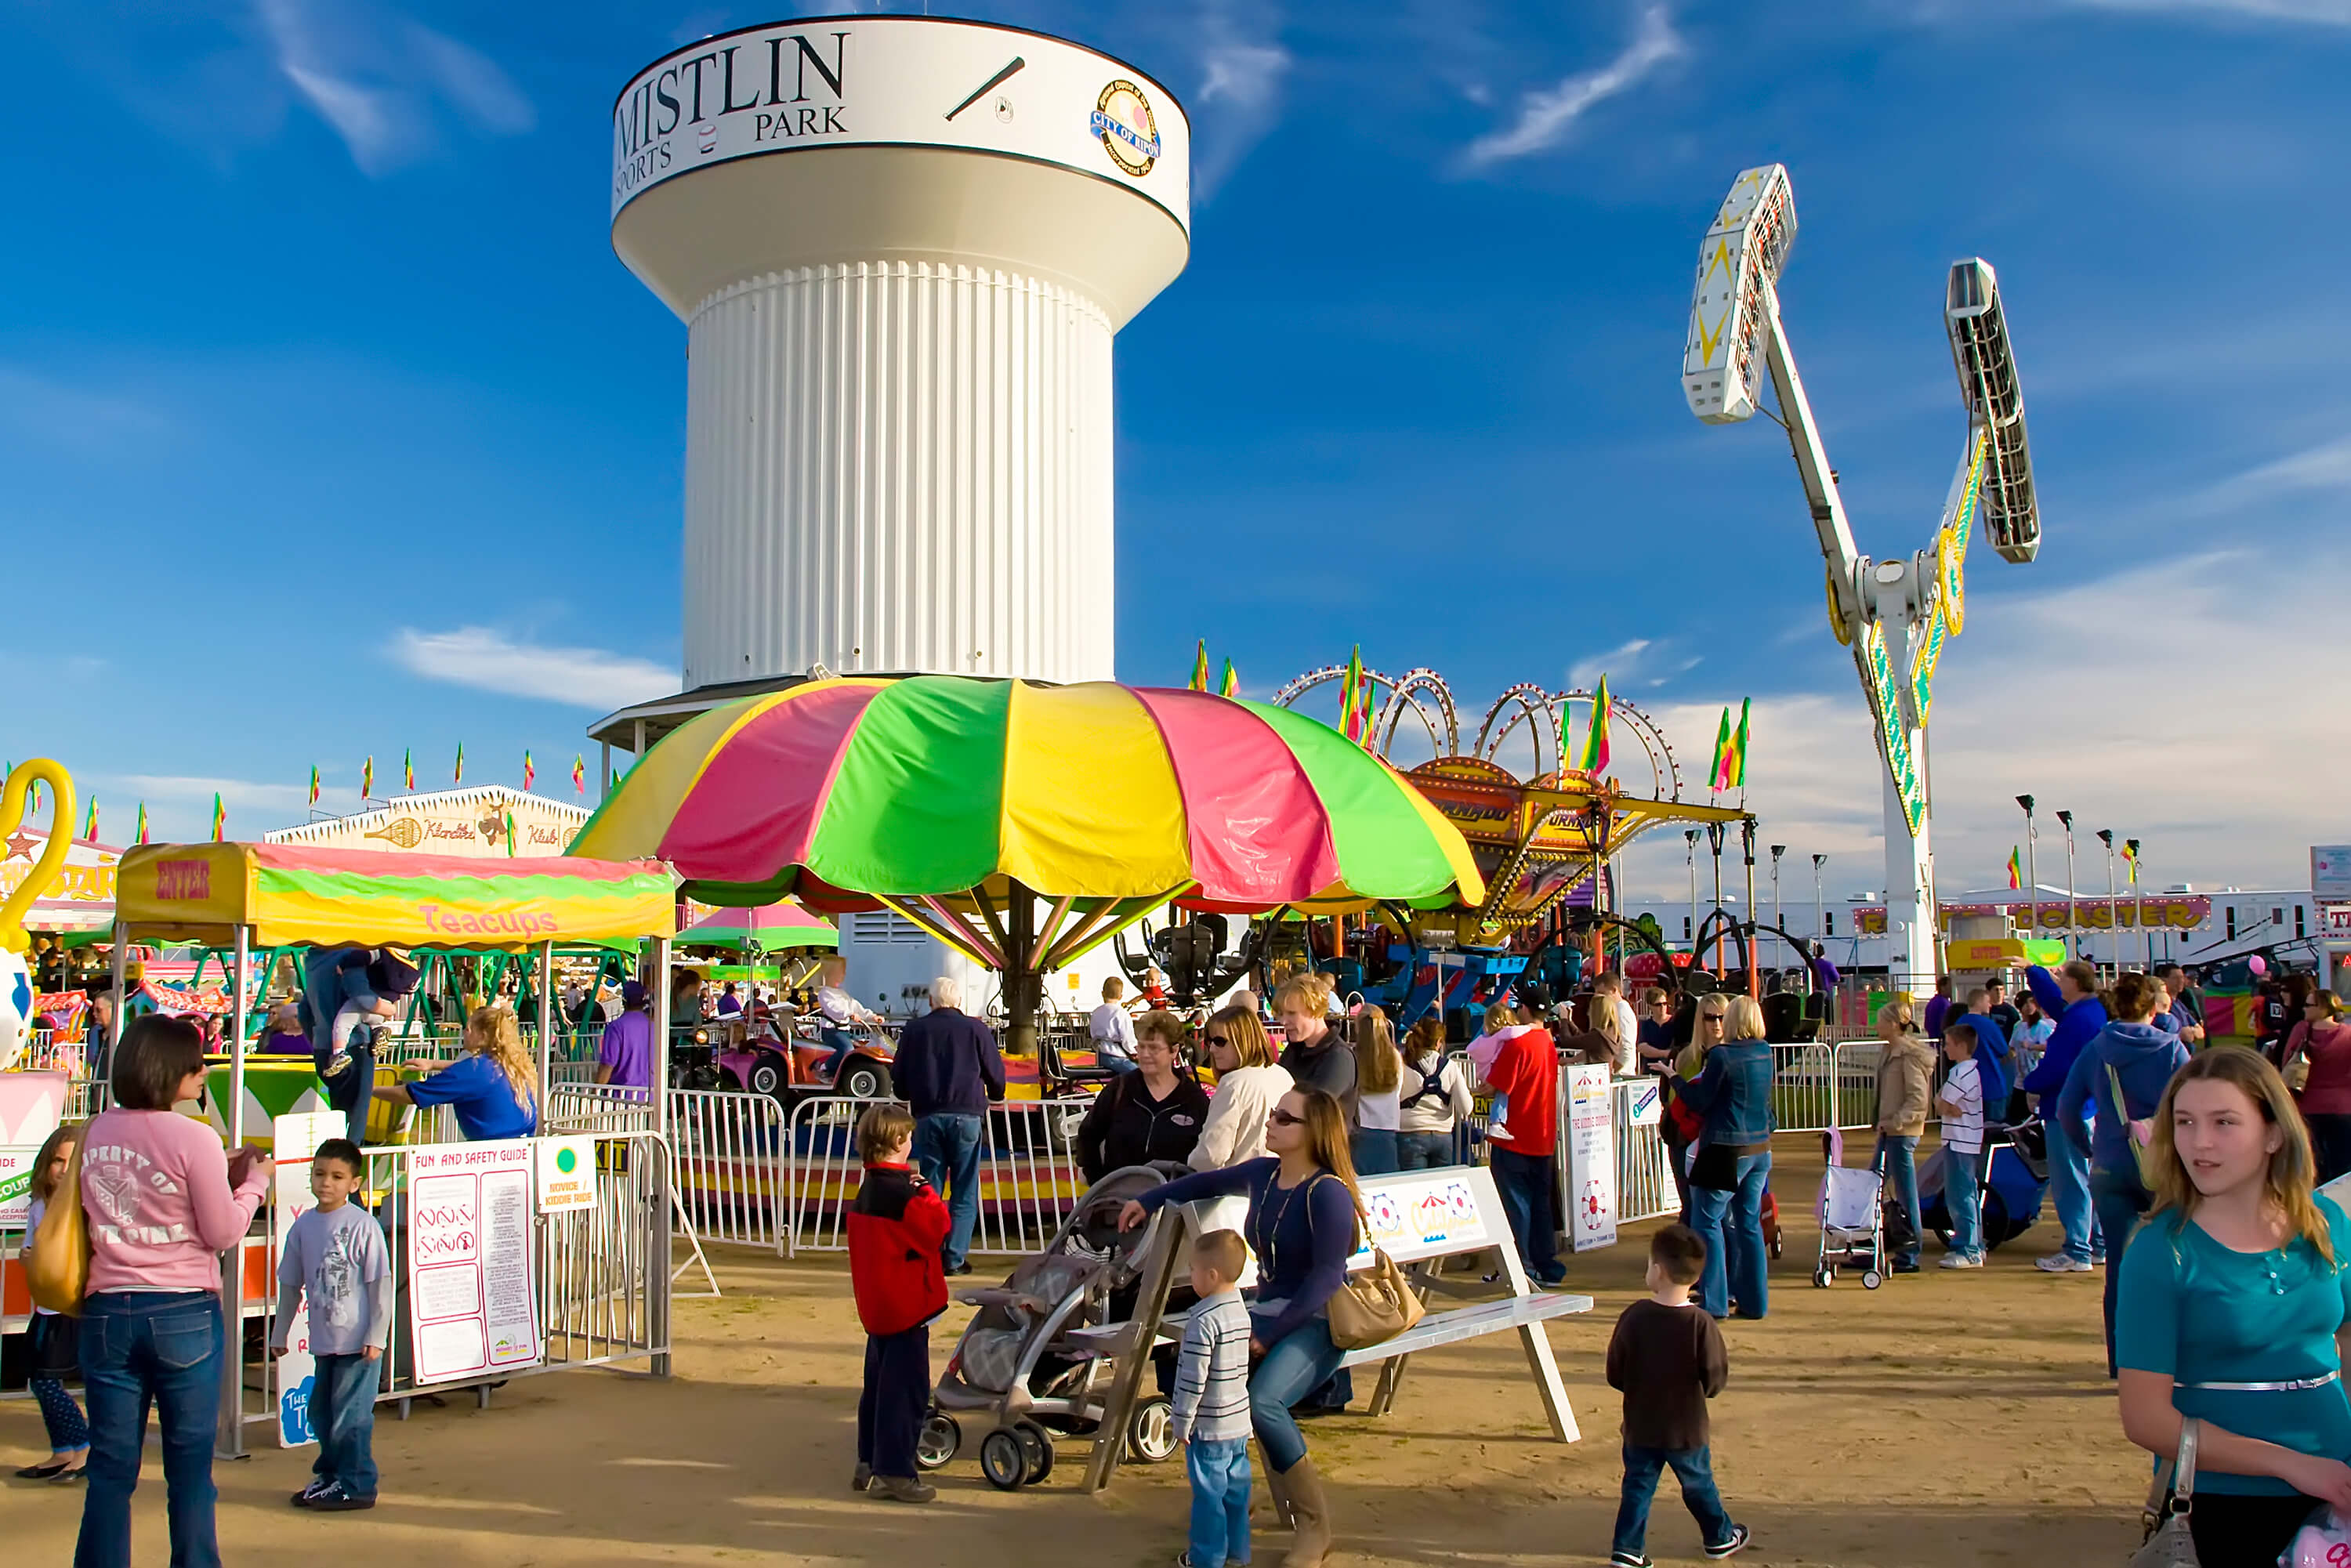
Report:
607,16,1190,696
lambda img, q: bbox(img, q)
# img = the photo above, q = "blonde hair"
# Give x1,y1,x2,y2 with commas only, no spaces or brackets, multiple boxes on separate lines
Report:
1193,1228,1248,1282
1592,999,1623,1049
1102,976,1126,1001
1208,1006,1277,1070
1722,994,1767,1042
857,1103,916,1164
1483,1000,1515,1034
464,1005,540,1117
2149,1046,2331,1265
1351,1009,1401,1095
1275,971,1335,1019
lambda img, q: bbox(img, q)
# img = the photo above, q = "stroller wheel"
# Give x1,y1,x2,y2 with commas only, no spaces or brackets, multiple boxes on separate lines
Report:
1811,1268,1831,1287
1016,1420,1055,1484
979,1427,1028,1490
1861,1269,1883,1290
1128,1393,1179,1464
916,1412,961,1471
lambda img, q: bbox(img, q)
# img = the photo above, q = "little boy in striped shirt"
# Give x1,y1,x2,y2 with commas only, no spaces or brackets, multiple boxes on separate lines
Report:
1172,1229,1255,1568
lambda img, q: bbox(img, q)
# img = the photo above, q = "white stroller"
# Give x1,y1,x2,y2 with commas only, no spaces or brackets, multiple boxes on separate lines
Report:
1812,1130,1889,1289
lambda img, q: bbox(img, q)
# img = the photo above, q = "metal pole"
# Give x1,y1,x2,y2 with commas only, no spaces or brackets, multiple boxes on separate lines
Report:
2130,840,2150,970
220,922,252,1459
1706,823,1726,972
2057,810,2077,959
2098,830,2117,978
651,936,672,1143
1741,820,1757,993
1770,845,1786,932
1685,831,1699,950
535,939,555,1108
2017,795,2038,950
599,740,612,805
1812,855,1825,943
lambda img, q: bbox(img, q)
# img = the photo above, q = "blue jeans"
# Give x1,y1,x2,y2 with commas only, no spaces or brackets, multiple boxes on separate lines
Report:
1100,1053,1139,1075
1490,1145,1563,1284
1395,1131,1454,1170
2091,1166,2153,1376
318,1045,376,1146
1689,1151,1772,1318
913,1112,984,1270
310,1352,381,1497
1612,1444,1737,1558
1186,1436,1252,1568
1873,1134,1921,1266
819,1026,855,1082
1350,1128,1399,1176
2045,1115,2096,1263
77,1290,223,1568
1248,1316,1345,1474
1946,1145,1985,1258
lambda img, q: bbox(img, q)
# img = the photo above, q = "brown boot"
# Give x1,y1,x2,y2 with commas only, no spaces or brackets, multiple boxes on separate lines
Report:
1262,1461,1295,1529
1277,1457,1332,1567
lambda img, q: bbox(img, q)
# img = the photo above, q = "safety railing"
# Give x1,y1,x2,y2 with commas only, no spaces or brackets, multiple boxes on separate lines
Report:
1612,1077,1678,1224
544,1081,657,1134
780,1095,1092,1258
1769,1041,1882,1133
669,1087,787,1252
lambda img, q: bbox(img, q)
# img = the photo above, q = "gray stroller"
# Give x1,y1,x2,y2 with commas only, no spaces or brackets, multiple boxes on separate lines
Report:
918,1164,1187,1490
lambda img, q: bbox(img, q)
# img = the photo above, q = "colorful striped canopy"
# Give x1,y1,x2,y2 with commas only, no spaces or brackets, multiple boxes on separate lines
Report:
570,677,1483,911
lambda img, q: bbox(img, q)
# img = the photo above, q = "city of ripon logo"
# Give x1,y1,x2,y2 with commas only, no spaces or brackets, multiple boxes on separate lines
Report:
1091,79,1159,176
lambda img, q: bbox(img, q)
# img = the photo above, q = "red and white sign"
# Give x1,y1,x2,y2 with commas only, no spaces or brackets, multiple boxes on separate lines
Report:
1563,1065,1617,1252
408,1141,541,1385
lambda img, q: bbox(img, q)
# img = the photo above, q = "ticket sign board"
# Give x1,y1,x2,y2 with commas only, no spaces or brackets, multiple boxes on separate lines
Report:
408,1141,542,1385
1562,1065,1618,1252
2314,847,2351,904
535,1135,597,1214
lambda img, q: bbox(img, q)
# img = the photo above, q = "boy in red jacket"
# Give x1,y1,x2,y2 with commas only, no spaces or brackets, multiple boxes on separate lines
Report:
848,1103,951,1503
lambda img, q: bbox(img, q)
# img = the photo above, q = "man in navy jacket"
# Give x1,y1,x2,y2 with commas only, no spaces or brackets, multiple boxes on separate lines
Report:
2020,960,2107,1273
889,976,1006,1276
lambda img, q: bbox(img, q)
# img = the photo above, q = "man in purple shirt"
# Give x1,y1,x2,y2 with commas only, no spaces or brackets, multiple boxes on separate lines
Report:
596,981,654,1092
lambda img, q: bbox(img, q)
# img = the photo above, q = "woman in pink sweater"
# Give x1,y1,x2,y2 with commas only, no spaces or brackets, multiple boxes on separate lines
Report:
76,1014,268,1568
2290,990,2351,1184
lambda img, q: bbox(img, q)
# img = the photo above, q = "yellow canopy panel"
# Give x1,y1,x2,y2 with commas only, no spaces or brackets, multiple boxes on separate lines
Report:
114,843,679,950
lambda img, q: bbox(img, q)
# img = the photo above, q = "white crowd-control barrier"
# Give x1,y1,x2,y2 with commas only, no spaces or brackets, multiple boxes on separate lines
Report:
670,1087,789,1253
545,1081,660,1134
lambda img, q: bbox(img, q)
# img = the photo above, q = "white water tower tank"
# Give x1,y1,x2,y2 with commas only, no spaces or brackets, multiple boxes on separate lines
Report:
610,17,1190,688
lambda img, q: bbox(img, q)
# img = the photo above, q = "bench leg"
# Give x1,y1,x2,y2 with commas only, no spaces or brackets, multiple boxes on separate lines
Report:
1365,1353,1407,1417
1516,1320,1578,1442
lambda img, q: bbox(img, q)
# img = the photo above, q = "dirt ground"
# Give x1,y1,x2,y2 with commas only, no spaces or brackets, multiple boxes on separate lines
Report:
0,1142,2146,1566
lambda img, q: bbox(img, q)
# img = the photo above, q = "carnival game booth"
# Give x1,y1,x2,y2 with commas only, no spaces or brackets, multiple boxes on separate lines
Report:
105,842,682,1454
571,675,1487,1259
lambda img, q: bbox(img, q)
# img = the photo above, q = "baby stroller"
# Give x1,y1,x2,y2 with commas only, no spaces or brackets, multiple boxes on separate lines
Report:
920,1164,1186,1490
1918,1118,2049,1251
1812,1161,1889,1288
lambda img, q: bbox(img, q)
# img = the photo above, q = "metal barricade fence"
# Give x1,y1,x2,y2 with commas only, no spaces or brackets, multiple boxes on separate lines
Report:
669,1088,788,1252
545,1081,658,1133
1612,1077,1678,1224
1767,1041,1881,1133
781,1095,1092,1258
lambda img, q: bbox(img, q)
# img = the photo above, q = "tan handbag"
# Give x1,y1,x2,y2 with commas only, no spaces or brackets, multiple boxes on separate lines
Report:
27,1144,92,1316
1325,1247,1425,1350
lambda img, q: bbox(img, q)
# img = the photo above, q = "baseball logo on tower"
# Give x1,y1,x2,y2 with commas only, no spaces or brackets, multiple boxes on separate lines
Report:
1092,79,1160,176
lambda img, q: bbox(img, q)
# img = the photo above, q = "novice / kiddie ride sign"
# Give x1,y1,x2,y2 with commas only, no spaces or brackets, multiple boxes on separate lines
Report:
408,1140,542,1385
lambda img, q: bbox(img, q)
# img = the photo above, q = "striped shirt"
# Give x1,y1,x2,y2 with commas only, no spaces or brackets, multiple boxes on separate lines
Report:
1171,1287,1255,1443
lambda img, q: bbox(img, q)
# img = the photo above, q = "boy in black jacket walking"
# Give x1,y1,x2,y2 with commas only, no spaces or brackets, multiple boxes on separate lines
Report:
1604,1224,1749,1565
847,1103,951,1504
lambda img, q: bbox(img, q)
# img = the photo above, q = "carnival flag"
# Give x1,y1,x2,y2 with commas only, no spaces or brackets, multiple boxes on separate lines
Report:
404,749,415,793
571,755,586,795
1338,646,1367,743
1708,705,1732,791
2007,846,2023,890
1189,640,1210,692
1219,657,1238,698
1726,698,1751,789
136,802,149,846
523,750,535,791
504,810,518,856
360,757,374,799
1581,676,1614,774
83,797,97,842
454,742,465,785
210,793,226,842
308,766,321,806
2123,839,2140,884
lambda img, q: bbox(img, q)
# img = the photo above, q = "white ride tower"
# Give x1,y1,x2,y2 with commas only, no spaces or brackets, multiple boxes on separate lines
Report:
610,18,1190,689
1682,165,2041,988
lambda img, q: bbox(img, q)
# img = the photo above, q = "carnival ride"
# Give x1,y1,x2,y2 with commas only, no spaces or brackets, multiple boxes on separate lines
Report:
1254,668,1750,1026
0,759,75,1072
1682,164,2043,988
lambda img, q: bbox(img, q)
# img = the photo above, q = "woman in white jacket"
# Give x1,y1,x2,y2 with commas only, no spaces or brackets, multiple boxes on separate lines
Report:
1187,1005,1295,1170
1396,1017,1475,1169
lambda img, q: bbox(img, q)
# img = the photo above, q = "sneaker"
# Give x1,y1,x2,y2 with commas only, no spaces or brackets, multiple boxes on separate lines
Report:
306,1484,377,1512
324,1051,351,1078
870,1475,936,1504
1609,1552,1654,1567
291,1479,335,1507
851,1462,872,1492
2035,1254,2094,1273
1938,1253,1982,1270
1703,1524,1751,1559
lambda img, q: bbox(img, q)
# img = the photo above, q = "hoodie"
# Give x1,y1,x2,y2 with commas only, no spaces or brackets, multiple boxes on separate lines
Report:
2056,1019,2193,1174
2020,966,2110,1098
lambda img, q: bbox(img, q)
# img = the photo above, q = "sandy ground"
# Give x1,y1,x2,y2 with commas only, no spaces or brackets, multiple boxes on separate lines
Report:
0,1142,2146,1566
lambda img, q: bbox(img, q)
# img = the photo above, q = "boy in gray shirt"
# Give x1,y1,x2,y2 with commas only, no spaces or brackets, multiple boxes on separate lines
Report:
269,1139,391,1511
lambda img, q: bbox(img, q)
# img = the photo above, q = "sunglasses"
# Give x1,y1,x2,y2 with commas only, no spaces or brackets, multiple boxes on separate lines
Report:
1268,1109,1306,1127
1206,1034,1231,1048
1700,1012,1725,1023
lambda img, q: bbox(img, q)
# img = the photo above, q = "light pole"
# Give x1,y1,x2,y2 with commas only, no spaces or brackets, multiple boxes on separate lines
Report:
2128,837,2148,969
2056,809,2077,958
1812,853,1827,945
1685,830,1700,950
2016,795,2038,947
2096,828,2117,976
1770,844,1787,931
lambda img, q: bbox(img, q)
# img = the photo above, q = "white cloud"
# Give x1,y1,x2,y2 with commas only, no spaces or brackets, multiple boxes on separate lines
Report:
2071,0,2351,22
257,0,534,176
1617,548,2346,900
2194,433,2351,509
389,628,676,710
1572,636,1701,691
1462,5,1683,168
0,366,176,451
1193,4,1294,200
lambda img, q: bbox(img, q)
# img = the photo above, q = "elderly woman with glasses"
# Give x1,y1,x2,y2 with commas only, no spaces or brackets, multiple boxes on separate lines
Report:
1189,1005,1295,1170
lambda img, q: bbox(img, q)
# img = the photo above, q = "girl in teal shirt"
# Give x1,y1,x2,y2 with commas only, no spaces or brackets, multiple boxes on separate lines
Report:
2115,1047,2351,1568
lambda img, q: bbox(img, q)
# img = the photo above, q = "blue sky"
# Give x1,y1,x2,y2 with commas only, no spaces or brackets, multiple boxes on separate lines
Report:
3,0,2346,896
